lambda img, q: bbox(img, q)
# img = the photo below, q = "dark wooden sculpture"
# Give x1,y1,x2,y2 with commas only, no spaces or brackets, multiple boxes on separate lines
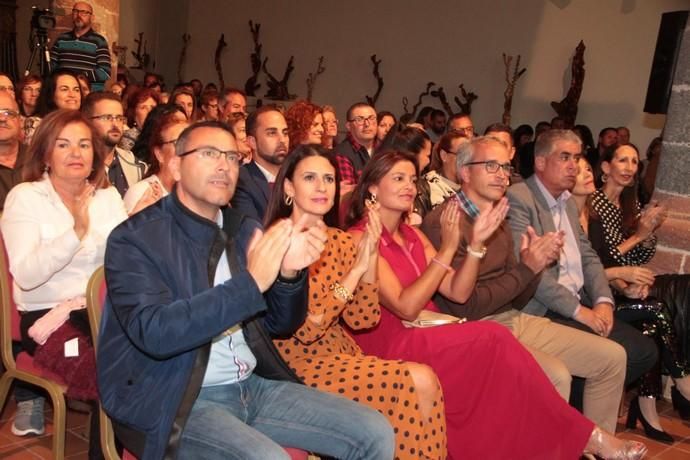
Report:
401,81,434,125
214,34,227,90
430,86,454,117
502,53,527,126
306,56,326,101
131,32,151,70
365,54,384,107
244,21,262,97
177,33,191,83
551,41,586,128
263,55,296,100
455,84,478,115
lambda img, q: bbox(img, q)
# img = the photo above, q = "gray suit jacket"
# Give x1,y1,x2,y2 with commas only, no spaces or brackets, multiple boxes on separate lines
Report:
505,175,613,317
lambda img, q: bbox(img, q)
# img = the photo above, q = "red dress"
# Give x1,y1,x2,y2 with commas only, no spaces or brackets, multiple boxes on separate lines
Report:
349,222,593,460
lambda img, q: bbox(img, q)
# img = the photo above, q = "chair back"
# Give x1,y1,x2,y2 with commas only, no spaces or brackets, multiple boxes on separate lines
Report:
0,234,19,370
86,266,106,353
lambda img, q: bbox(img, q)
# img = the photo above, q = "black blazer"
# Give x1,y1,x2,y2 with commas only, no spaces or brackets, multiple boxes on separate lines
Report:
231,161,271,222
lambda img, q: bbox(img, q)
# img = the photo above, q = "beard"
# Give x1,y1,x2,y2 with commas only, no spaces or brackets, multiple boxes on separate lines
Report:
104,131,122,148
257,147,287,166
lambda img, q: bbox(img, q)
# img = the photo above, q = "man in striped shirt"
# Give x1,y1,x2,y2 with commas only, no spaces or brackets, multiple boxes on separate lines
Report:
50,2,111,91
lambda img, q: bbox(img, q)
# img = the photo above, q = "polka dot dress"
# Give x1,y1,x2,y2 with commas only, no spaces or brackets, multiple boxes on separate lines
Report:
274,228,447,460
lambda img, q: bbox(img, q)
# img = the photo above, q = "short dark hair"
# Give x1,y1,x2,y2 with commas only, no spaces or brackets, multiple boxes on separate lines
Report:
246,104,282,137
483,122,512,136
430,109,446,120
598,127,617,139
80,91,122,117
35,69,83,116
446,113,471,131
345,102,374,122
175,120,234,156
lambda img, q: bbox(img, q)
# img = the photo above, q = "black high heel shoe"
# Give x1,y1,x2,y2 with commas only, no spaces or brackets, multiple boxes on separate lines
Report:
626,397,674,444
672,385,690,420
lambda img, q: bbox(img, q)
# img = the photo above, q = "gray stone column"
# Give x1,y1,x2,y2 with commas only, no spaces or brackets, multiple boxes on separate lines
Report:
648,18,690,274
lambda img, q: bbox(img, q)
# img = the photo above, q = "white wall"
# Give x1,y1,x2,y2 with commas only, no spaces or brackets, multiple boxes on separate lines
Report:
172,0,689,153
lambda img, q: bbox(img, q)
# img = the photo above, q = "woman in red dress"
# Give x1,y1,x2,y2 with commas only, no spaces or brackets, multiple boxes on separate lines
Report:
346,149,647,460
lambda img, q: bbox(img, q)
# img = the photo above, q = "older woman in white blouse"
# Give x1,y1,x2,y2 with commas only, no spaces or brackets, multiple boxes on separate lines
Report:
1,109,126,454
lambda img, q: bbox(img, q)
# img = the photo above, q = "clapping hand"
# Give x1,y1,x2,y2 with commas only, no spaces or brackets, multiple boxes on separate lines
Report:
519,226,564,273
470,197,509,248
281,214,328,276
70,183,95,240
439,199,462,253
637,201,666,240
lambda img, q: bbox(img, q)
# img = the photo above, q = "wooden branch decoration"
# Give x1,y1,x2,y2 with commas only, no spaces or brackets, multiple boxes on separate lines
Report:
430,86,454,117
177,33,191,83
306,56,326,101
244,21,262,96
400,82,434,125
550,40,586,128
365,54,384,107
263,55,296,100
214,34,228,90
130,32,150,70
454,83,478,115
502,53,527,126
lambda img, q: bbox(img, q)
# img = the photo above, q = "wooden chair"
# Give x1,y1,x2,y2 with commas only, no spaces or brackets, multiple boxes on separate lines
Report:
86,266,310,460
0,236,68,460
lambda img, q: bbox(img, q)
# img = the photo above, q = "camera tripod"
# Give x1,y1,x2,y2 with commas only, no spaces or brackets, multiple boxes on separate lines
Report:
25,29,52,78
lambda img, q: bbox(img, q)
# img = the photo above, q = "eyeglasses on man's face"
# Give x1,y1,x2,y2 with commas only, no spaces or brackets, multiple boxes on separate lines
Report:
90,114,127,123
465,160,514,175
0,109,20,120
349,115,377,125
72,8,93,16
178,146,240,165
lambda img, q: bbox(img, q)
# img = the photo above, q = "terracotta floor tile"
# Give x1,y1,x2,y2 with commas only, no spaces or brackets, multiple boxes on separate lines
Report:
0,448,40,459
22,431,89,458
652,447,690,459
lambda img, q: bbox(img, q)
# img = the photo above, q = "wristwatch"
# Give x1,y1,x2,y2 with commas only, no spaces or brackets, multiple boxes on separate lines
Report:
466,244,487,259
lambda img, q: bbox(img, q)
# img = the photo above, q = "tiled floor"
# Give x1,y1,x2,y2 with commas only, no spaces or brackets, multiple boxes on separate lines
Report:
1,390,690,459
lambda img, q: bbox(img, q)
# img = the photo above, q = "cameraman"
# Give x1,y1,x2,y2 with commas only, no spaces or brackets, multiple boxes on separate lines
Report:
50,2,111,91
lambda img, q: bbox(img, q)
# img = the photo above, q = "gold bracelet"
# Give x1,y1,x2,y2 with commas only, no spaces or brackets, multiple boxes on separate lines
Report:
330,282,354,303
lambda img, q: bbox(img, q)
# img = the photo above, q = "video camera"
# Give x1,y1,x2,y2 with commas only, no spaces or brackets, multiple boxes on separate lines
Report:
30,6,56,35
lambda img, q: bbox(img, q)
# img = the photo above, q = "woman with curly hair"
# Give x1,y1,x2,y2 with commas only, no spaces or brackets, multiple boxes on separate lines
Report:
120,87,159,151
285,99,324,148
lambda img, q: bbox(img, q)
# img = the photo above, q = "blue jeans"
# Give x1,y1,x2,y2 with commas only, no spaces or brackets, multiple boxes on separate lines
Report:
177,374,394,460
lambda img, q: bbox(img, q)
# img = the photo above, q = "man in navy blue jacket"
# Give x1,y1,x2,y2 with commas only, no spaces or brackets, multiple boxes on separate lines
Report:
98,121,394,460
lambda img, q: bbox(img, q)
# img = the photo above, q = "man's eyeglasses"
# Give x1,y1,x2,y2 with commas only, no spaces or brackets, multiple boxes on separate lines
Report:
0,85,15,93
348,115,376,125
451,126,474,134
465,160,514,175
0,109,20,120
178,147,240,164
72,8,93,15
90,114,127,123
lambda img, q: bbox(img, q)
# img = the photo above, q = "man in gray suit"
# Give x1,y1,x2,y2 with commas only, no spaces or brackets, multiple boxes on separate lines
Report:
506,129,657,386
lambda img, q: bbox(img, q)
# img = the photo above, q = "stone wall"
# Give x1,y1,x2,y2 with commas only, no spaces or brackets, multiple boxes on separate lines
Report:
648,18,690,275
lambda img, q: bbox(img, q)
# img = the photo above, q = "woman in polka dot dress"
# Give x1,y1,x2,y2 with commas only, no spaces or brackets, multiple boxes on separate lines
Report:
574,146,690,443
266,144,447,460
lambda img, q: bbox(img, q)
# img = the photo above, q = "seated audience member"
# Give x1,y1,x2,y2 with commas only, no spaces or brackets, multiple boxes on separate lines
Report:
516,120,550,179
190,78,203,102
26,69,84,144
16,74,41,118
267,144,447,459
224,112,252,164
199,90,220,121
131,103,188,164
321,105,339,149
0,92,27,209
346,149,646,460
0,72,14,94
334,102,377,193
97,121,394,460
421,136,626,434
390,127,433,223
423,131,467,209
551,116,566,130
513,123,533,150
123,117,188,214
231,105,289,221
109,82,123,97
1,109,128,457
505,130,658,390
82,92,147,197
573,124,596,152
144,72,160,90
572,151,690,442
425,109,446,143
617,126,631,146
170,87,196,121
587,127,618,168
376,111,396,147
484,123,522,184
219,87,248,118
446,113,475,139
285,99,324,148
120,87,159,151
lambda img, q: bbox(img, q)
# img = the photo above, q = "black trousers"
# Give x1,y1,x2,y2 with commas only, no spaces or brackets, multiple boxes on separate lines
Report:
545,310,658,386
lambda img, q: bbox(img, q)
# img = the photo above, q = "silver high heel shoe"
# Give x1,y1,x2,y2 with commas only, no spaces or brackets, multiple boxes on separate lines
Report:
586,427,648,460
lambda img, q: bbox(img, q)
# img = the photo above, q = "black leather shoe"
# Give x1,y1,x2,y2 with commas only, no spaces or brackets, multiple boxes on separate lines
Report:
626,397,674,444
672,385,690,420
